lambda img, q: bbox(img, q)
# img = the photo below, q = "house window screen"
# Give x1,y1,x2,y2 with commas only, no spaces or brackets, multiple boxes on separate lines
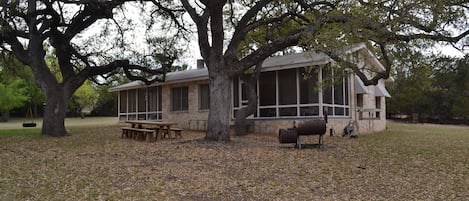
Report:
199,84,210,110
172,86,189,111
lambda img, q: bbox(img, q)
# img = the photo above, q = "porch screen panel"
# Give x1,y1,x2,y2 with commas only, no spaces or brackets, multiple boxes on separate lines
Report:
322,67,333,104
119,91,127,113
158,86,162,112
334,79,344,105
345,76,349,105
259,71,276,106
278,69,297,105
299,68,319,104
279,108,297,116
138,88,146,113
148,87,158,112
128,89,136,113
300,106,319,116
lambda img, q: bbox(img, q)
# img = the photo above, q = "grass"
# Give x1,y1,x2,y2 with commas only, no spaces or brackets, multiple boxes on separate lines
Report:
0,120,468,200
0,116,118,130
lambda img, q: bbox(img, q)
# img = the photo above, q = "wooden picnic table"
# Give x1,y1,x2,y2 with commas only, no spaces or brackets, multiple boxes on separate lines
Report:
125,120,178,141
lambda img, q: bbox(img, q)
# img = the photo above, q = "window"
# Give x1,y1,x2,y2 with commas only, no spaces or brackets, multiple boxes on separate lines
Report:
233,78,239,108
199,84,210,110
172,86,189,111
357,94,363,107
375,96,381,109
375,96,381,120
357,94,364,120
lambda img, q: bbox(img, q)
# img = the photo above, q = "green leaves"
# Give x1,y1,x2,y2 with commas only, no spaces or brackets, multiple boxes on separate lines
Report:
388,55,469,120
0,79,28,112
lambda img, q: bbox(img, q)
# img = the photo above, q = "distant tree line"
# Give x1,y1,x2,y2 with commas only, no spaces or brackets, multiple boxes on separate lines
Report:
388,56,469,124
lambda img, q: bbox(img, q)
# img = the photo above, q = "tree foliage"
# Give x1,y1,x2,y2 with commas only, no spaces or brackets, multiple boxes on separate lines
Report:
388,55,469,122
70,80,98,117
0,1,176,136
0,79,28,113
0,53,37,120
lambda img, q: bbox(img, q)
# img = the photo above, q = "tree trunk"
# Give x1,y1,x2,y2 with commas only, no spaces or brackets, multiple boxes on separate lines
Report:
234,77,257,136
41,89,69,137
205,70,232,141
234,63,262,136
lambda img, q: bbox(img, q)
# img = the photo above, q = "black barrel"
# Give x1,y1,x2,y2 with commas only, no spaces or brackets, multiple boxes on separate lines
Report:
296,120,326,136
278,128,298,143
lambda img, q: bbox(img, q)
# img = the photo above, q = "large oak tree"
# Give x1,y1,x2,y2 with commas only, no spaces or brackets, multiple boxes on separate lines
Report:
148,0,467,141
0,0,170,136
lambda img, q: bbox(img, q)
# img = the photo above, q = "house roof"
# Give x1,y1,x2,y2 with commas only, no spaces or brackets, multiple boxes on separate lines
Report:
109,43,389,92
108,68,209,92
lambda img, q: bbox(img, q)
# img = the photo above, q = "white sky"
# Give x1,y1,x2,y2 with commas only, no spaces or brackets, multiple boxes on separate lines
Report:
73,3,466,70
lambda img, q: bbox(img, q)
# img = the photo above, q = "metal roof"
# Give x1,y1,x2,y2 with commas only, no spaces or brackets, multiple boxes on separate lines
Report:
109,43,388,92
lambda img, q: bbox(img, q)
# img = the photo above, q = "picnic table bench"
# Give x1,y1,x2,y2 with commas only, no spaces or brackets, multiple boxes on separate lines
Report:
121,127,156,140
121,120,183,141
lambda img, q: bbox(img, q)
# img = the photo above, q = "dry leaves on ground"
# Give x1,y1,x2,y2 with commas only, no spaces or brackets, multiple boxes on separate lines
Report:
0,123,468,200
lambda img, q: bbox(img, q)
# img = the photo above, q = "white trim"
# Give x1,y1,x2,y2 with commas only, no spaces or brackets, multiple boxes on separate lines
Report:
375,82,391,97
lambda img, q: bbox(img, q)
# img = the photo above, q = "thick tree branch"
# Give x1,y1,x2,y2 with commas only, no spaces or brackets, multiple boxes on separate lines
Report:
234,62,262,136
150,0,187,32
392,29,469,43
180,0,210,58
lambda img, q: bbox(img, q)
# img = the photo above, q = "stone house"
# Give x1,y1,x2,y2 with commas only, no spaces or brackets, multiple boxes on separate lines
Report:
109,43,391,135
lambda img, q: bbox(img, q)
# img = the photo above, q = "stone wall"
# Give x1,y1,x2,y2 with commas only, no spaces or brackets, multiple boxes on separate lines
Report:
161,80,209,130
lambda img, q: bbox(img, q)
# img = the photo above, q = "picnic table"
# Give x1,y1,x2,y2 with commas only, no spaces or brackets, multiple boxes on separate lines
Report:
122,120,182,141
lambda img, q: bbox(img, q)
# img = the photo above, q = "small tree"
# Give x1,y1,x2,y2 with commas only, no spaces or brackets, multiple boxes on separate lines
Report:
72,80,98,118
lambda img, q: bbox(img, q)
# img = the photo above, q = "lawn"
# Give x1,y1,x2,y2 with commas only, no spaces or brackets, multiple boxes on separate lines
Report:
0,117,118,130
0,121,468,200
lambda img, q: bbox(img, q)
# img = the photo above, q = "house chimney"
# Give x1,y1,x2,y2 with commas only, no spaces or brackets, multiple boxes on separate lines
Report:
196,59,205,69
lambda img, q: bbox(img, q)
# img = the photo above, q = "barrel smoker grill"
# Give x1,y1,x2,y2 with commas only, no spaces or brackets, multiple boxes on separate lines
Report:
278,120,327,149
